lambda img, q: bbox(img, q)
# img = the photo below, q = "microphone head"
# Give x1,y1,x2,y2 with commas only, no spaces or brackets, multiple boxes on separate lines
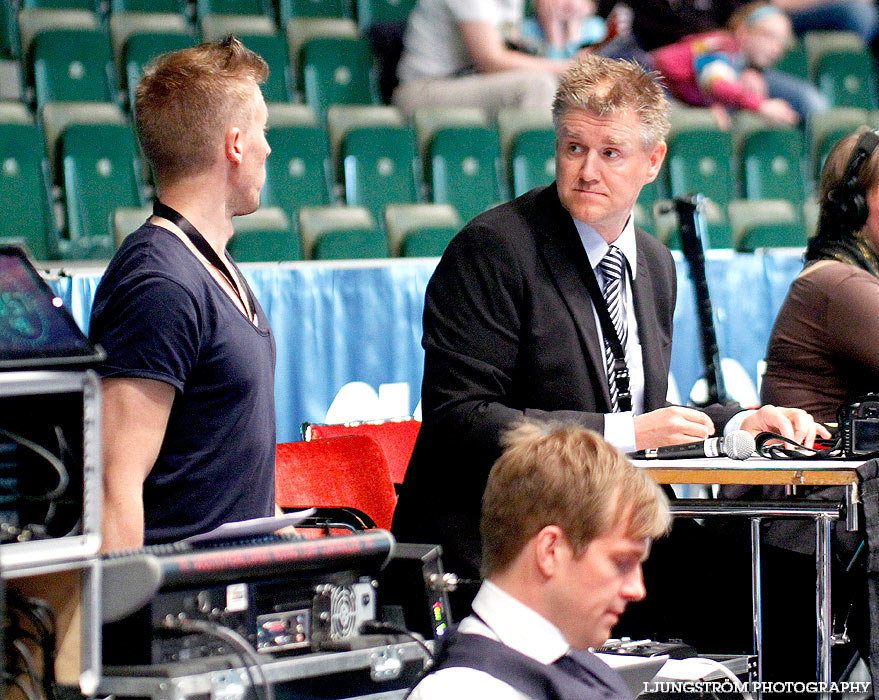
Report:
723,430,755,460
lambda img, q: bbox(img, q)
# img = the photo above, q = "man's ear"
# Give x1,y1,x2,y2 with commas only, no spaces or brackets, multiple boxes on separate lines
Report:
644,140,667,184
225,127,243,165
534,525,568,579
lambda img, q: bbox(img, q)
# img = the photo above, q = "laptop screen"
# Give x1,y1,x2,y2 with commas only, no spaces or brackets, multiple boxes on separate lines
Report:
0,245,105,370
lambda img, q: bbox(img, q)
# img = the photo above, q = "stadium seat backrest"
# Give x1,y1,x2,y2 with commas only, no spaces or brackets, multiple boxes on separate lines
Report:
276,435,397,530
60,123,142,258
31,29,113,107
429,125,503,221
303,418,420,484
0,123,53,259
342,125,419,218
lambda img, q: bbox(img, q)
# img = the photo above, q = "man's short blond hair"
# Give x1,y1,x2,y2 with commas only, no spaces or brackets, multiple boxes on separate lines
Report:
552,54,670,148
134,36,268,185
480,420,670,578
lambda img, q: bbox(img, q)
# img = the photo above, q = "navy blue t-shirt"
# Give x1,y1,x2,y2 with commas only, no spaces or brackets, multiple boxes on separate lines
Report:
90,223,277,544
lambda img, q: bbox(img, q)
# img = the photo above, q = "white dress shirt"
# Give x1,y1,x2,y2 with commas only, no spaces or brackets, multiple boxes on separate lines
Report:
572,214,752,453
408,580,574,700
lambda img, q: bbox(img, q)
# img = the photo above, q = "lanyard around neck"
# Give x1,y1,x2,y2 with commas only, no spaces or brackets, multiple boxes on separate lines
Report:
153,201,254,321
580,253,632,413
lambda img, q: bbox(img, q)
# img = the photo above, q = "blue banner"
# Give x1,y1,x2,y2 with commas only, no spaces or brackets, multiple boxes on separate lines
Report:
50,251,803,443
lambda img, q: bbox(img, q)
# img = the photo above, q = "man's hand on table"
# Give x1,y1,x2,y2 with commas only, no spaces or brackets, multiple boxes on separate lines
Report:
740,405,831,448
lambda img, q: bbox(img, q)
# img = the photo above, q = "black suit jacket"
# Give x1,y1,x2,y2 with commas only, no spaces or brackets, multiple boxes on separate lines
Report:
392,185,737,576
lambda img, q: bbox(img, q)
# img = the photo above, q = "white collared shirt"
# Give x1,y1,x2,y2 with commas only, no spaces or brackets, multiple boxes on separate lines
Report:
408,580,571,700
572,214,644,453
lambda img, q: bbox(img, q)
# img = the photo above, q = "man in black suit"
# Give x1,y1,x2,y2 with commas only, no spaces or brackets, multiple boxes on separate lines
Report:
393,54,825,581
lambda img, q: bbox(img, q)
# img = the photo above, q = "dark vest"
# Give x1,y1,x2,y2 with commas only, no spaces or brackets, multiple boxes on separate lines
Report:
422,631,633,700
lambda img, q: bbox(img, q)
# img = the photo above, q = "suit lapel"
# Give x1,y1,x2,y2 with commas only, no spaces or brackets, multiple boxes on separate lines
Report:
633,239,667,410
533,186,613,411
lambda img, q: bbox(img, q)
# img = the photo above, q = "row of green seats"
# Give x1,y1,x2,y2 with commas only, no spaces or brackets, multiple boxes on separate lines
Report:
634,197,813,252
1,0,413,58
11,11,389,116
114,203,462,261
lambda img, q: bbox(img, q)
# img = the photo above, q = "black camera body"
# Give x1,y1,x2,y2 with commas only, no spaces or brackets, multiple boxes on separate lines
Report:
838,393,879,456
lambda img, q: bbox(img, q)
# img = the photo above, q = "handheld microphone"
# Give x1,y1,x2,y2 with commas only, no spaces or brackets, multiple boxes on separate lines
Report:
626,429,755,461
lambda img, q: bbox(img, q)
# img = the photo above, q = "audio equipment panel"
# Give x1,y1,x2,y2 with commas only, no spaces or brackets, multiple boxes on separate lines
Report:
102,531,394,666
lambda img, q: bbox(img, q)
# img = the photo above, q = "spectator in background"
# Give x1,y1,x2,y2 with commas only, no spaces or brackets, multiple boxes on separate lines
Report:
774,0,879,51
523,0,609,58
392,0,594,117
651,2,828,126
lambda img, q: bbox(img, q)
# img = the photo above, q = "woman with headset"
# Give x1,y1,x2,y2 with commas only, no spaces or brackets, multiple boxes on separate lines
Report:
757,126,878,682
762,126,879,417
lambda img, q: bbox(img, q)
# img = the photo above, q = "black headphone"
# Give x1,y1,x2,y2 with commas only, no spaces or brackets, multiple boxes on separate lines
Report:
824,129,879,234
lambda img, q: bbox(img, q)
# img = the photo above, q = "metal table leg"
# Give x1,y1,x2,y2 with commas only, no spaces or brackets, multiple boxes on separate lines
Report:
816,514,833,700
751,517,763,700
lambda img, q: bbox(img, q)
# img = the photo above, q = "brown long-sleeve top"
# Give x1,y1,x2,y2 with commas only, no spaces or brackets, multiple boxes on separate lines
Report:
761,259,879,423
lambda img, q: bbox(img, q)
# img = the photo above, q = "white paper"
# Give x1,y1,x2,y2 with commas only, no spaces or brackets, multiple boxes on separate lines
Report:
181,508,315,545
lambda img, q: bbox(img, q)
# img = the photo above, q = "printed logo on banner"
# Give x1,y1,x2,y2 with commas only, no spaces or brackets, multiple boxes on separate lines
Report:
325,381,421,423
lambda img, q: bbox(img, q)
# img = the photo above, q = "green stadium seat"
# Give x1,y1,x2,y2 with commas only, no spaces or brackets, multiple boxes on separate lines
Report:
653,197,732,250
263,104,334,218
22,0,96,9
808,107,869,181
774,41,809,82
664,109,734,206
298,205,388,259
110,0,188,12
59,122,144,258
113,205,151,247
228,206,302,261
384,202,460,256
110,12,191,90
0,2,20,58
41,101,127,184
732,112,806,202
412,105,487,163
286,17,358,76
0,121,54,259
814,51,879,110
300,36,380,118
497,106,554,196
279,0,350,24
18,8,97,58
355,0,415,30
804,30,868,74
326,104,404,176
30,29,114,107
341,124,420,218
509,129,555,197
196,0,273,19
729,198,805,251
428,125,504,221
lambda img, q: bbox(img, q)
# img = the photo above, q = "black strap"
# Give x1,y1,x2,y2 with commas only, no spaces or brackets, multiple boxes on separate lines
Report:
579,252,632,413
153,201,254,320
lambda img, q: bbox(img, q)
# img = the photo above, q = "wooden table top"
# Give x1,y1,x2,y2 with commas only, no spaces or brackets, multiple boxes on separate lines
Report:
634,458,861,487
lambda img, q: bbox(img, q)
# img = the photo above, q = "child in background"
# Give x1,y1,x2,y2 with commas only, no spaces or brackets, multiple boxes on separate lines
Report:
651,2,826,127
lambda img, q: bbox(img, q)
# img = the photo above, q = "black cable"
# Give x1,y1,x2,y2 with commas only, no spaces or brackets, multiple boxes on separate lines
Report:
0,428,69,501
160,617,274,700
359,621,434,668
754,431,848,460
